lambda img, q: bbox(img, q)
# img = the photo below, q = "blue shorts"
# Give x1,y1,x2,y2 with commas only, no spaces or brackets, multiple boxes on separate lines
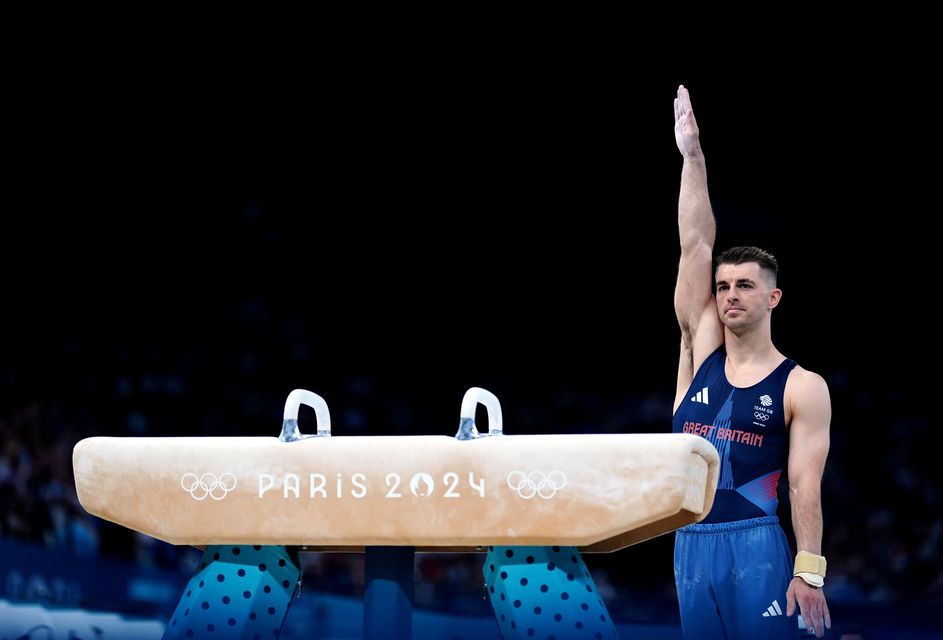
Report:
674,515,799,640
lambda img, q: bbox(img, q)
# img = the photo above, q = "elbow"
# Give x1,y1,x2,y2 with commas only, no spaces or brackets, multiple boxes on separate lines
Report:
679,235,709,255
788,478,823,504
788,482,799,502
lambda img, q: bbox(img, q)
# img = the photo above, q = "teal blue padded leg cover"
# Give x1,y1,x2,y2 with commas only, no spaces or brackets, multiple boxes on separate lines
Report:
484,545,619,639
163,545,300,640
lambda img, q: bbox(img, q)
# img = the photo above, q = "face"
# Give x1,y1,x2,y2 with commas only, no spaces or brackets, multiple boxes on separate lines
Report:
714,262,781,332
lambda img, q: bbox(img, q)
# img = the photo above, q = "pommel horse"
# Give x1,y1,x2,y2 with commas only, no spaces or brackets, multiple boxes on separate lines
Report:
74,388,719,639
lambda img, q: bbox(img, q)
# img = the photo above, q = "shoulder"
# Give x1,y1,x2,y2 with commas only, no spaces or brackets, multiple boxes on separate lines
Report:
692,343,726,379
785,366,831,424
690,305,724,373
785,366,829,395
702,343,726,366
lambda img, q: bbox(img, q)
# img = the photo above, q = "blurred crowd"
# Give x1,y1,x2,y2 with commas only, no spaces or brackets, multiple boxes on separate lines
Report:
1,330,939,623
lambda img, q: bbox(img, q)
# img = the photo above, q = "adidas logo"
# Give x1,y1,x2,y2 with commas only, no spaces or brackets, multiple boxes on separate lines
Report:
762,599,783,617
690,387,710,404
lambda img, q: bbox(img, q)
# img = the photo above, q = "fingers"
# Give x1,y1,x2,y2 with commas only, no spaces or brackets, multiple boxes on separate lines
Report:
804,603,821,638
674,97,680,122
803,593,829,638
789,581,830,637
785,581,796,616
810,610,825,637
677,84,692,116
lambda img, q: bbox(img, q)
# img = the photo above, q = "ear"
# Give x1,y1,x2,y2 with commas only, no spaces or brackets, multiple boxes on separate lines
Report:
768,288,782,310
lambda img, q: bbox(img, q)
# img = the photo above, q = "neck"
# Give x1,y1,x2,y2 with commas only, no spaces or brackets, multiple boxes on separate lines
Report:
724,321,777,364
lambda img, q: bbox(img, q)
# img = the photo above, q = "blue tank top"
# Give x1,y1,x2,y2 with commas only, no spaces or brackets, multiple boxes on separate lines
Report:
672,346,796,523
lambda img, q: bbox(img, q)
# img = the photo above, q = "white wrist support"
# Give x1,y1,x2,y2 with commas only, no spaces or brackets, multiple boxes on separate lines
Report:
794,551,826,587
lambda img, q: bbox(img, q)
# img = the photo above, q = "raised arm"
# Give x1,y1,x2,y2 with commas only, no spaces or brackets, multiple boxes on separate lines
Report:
784,369,832,637
673,85,722,411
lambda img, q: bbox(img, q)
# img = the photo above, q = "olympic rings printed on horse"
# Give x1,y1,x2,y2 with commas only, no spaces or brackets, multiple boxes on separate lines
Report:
753,412,770,421
180,472,237,501
506,470,567,499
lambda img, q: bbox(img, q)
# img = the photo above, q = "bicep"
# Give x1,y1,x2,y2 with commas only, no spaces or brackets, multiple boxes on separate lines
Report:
674,241,715,338
787,372,832,489
674,337,693,413
673,242,721,412
674,308,723,414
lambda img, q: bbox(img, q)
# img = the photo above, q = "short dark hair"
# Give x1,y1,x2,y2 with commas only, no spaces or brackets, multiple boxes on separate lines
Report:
716,246,778,285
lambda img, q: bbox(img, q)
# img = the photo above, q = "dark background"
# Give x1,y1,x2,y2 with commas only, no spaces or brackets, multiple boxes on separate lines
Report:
1,48,936,632
8,60,928,414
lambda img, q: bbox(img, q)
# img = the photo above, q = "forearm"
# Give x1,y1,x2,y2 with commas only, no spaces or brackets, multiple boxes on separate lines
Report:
678,155,715,251
789,483,823,555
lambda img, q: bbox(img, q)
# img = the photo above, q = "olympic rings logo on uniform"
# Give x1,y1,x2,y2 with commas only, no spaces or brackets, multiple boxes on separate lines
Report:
181,472,237,501
753,412,770,421
506,470,567,499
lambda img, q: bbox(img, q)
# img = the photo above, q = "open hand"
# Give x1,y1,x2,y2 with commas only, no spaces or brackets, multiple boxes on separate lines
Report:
786,576,831,638
674,84,702,159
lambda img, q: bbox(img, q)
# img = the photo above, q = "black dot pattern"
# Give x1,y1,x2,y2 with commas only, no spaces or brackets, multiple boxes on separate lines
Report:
482,545,617,639
161,545,300,640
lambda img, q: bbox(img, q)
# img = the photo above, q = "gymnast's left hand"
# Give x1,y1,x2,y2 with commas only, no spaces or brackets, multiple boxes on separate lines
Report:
786,576,831,638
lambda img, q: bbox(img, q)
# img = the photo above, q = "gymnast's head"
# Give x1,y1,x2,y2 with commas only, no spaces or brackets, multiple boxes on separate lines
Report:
714,246,781,331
